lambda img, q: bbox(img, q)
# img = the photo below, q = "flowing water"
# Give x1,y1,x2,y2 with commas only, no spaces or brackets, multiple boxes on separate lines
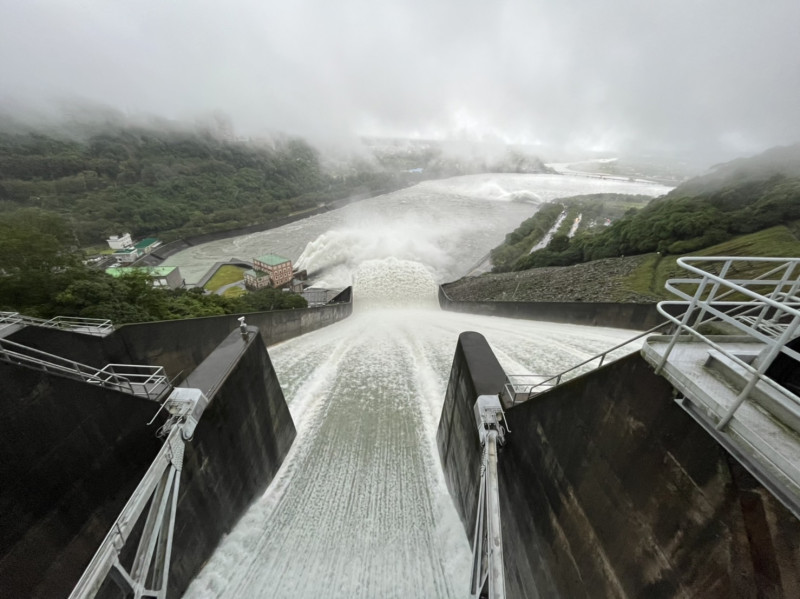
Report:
164,173,668,286
180,174,669,598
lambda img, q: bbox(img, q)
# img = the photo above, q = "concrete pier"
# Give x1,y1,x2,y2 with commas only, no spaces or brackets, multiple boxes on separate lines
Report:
438,336,800,598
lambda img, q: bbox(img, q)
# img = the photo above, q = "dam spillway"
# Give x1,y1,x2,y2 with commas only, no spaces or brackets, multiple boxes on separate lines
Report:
2,173,675,597
173,174,670,597
182,259,642,598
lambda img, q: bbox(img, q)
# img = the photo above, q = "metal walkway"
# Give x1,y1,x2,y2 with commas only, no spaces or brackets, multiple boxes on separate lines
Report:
0,311,113,337
502,321,672,406
0,337,171,401
642,256,800,519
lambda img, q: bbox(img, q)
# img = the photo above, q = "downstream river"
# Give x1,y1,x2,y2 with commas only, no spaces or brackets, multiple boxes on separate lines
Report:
164,173,669,286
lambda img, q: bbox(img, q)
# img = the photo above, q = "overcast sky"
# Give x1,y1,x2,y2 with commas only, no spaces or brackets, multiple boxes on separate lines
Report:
1,0,799,160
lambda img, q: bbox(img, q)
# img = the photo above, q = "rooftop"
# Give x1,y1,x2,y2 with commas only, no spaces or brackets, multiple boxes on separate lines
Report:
134,238,160,249
113,248,137,254
255,254,290,266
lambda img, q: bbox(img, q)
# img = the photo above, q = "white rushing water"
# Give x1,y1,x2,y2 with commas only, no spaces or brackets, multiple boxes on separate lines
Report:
180,174,668,598
164,173,669,285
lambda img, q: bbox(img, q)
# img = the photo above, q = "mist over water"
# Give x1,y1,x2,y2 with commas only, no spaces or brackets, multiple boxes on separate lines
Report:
165,173,669,285
181,174,659,598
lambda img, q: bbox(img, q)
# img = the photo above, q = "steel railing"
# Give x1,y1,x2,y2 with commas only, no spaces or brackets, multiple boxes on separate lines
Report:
506,321,673,405
0,311,113,336
68,426,185,599
68,387,209,599
0,337,170,401
654,256,800,430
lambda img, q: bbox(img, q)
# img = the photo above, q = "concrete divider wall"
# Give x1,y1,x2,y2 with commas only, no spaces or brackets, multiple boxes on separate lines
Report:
438,286,675,330
496,352,800,598
166,328,296,597
1,326,298,598
0,364,166,599
7,294,352,381
436,332,508,541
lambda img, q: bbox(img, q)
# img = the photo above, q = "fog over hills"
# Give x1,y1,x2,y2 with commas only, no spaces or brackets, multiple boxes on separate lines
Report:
1,0,799,164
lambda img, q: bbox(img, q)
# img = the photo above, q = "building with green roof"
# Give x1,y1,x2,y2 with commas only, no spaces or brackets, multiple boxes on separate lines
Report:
105,266,183,289
134,238,162,254
246,254,294,290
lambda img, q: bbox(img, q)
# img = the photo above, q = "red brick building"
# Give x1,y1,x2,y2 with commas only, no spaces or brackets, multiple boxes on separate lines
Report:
244,254,293,290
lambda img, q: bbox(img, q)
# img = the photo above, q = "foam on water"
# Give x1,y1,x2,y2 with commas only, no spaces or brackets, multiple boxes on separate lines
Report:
183,256,640,599
294,218,460,289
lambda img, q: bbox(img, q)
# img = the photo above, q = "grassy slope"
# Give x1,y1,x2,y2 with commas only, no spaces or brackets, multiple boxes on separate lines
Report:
620,223,800,301
203,265,246,291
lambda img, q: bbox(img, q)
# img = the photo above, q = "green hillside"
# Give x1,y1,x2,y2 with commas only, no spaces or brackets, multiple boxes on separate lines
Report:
494,144,800,273
490,193,653,272
0,126,414,244
622,224,800,301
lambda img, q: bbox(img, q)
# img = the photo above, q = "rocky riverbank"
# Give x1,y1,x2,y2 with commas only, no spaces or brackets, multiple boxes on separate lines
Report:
442,255,661,303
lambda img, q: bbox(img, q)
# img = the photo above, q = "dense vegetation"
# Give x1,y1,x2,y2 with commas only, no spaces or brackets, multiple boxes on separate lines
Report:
497,144,800,272
490,194,653,272
0,126,418,244
0,210,306,323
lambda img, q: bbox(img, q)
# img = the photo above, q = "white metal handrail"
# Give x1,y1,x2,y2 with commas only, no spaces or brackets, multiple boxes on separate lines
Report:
507,321,672,405
471,396,508,599
655,256,800,430
68,427,185,599
0,311,113,336
68,388,208,599
0,337,170,401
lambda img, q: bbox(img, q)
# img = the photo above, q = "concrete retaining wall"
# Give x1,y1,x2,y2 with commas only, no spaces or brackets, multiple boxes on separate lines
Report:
165,327,296,597
0,364,166,598
438,347,800,598
7,294,351,381
438,286,673,330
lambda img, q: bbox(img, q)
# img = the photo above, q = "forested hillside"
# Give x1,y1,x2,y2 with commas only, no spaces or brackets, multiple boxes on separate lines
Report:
490,193,653,272
0,126,413,244
497,144,800,271
0,208,306,321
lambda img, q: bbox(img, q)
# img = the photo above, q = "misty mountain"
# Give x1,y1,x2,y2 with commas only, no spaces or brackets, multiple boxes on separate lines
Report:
674,143,800,196
0,122,553,246
0,125,419,244
498,144,800,271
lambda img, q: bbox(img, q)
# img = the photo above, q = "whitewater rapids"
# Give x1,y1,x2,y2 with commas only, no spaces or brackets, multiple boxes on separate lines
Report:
183,257,642,599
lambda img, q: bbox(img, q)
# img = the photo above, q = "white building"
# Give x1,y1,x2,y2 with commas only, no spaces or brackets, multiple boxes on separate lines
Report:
107,233,133,250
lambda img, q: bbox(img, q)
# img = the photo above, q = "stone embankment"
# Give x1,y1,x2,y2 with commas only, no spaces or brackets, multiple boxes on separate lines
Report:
443,255,659,303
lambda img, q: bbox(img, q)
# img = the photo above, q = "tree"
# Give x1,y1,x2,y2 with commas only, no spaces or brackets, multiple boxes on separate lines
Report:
547,233,570,253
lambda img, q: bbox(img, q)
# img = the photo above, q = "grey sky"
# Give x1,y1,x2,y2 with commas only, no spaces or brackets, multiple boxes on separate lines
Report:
1,0,799,159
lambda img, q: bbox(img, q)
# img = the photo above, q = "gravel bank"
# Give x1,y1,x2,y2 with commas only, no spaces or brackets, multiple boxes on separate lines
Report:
442,255,660,303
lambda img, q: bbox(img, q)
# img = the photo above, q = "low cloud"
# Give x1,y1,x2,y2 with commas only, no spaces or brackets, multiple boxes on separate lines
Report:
1,0,798,161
